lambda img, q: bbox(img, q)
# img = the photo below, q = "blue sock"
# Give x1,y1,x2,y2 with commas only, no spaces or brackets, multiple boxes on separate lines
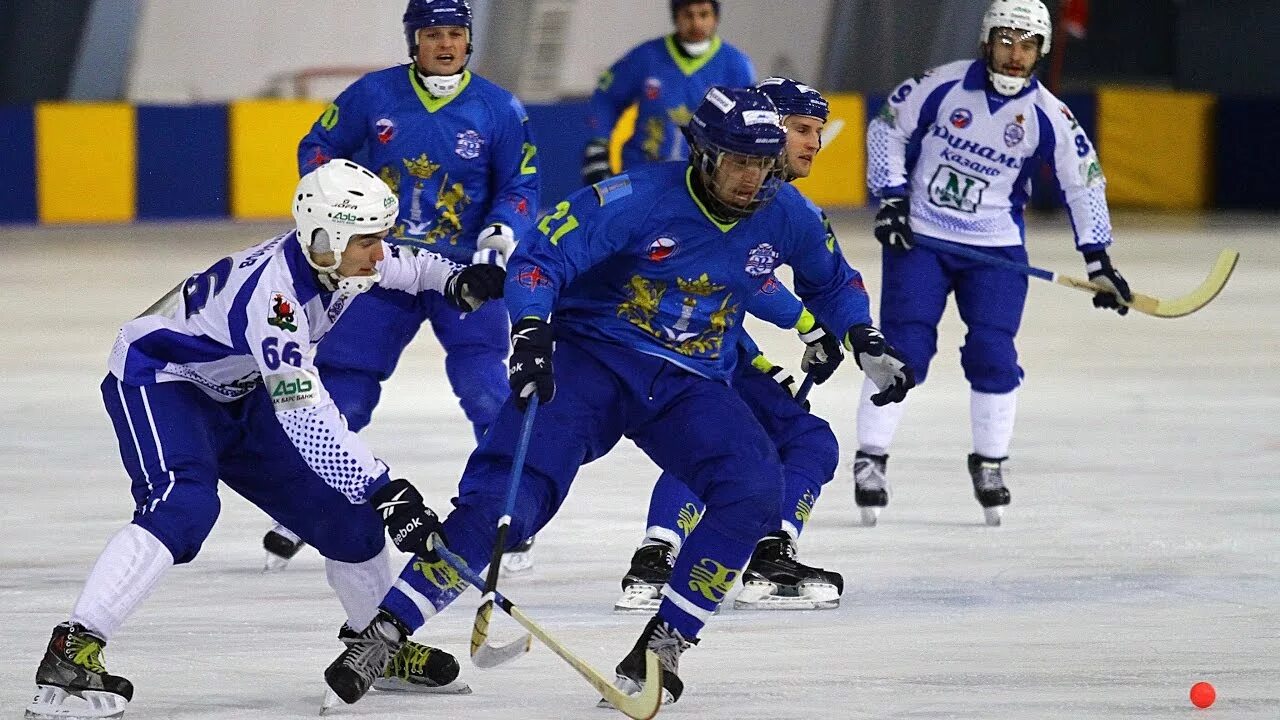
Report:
657,520,754,639
645,471,704,549
381,554,470,630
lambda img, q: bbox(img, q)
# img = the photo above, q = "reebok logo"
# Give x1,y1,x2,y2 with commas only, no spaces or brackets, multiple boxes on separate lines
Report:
392,517,423,546
377,488,411,520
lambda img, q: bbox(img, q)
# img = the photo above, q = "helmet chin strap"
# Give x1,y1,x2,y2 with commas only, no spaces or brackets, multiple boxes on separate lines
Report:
415,66,466,97
679,38,712,56
985,44,1038,96
304,231,380,295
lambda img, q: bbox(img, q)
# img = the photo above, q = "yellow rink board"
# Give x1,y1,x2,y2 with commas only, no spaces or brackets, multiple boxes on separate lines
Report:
36,103,136,223
229,100,326,219
1097,87,1216,210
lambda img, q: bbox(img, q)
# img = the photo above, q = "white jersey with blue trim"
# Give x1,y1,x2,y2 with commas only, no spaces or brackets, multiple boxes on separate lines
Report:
107,230,459,503
868,59,1112,249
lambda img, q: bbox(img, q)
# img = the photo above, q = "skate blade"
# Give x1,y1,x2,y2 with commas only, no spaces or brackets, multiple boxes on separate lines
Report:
859,506,881,527
983,506,1004,527
263,552,292,573
612,584,662,613
372,677,473,695
733,581,841,611
26,685,128,719
319,687,342,716
596,675,675,709
498,551,534,577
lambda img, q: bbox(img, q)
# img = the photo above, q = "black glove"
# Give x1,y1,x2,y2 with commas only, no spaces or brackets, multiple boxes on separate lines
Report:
509,317,554,410
797,318,844,384
445,263,506,312
370,478,441,556
873,196,913,252
760,362,809,411
1084,250,1132,316
845,324,915,406
582,139,611,186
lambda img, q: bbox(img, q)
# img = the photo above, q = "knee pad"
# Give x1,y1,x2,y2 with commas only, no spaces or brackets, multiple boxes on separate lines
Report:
960,325,1022,393
777,417,838,488
134,485,220,565
308,506,386,563
879,320,938,385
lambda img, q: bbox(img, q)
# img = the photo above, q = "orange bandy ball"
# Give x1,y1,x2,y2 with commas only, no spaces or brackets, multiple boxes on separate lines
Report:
1190,681,1216,709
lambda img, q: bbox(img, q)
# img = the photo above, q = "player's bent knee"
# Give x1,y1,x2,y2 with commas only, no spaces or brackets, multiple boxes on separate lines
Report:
960,329,1021,393
132,490,220,565
308,511,386,563
780,420,839,485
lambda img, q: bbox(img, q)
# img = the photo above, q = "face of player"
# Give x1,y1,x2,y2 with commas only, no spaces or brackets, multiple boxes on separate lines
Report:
782,115,824,179
985,27,1042,78
415,26,469,76
674,3,718,44
711,152,775,210
310,230,387,277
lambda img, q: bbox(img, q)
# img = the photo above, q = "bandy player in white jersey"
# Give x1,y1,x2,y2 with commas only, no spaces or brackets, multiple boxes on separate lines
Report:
26,160,503,719
853,0,1133,526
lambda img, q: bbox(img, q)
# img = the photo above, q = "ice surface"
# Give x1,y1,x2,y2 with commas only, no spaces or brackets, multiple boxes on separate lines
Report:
1,212,1276,718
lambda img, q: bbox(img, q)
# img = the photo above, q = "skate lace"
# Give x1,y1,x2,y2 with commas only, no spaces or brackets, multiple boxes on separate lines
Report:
66,634,107,674
854,456,887,490
647,623,691,673
973,462,1005,491
388,641,434,680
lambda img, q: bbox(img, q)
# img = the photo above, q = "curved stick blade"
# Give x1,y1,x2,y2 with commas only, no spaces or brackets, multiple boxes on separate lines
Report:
1147,248,1239,318
470,598,532,668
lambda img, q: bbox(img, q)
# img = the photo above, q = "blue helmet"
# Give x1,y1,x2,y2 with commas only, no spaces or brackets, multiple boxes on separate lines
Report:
671,0,720,19
754,77,829,122
685,86,787,219
403,0,473,58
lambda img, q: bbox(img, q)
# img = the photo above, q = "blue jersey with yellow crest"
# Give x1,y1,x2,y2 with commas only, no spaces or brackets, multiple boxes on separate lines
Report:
588,36,755,171
299,66,538,264
506,162,872,381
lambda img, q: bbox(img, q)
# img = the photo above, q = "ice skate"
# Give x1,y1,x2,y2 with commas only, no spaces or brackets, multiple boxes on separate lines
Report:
853,451,889,526
262,524,306,572
336,623,470,695
598,615,692,708
734,533,844,610
968,453,1011,526
321,610,407,710
613,541,675,613
498,535,535,577
26,623,133,720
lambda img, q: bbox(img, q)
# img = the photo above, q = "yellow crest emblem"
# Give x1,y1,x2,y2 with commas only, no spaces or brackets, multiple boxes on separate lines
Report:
687,558,739,603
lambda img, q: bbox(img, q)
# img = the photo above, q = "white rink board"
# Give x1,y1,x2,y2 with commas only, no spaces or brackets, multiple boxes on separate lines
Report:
0,211,1277,719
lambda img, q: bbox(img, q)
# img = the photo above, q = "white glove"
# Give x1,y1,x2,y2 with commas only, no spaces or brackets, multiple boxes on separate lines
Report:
472,223,516,269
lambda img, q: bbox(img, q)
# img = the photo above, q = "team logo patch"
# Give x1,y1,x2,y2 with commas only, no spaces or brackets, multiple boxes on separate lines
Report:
1003,121,1026,147
375,118,395,144
516,265,551,291
644,76,661,101
757,275,782,295
744,243,779,277
326,293,350,324
647,236,678,262
268,293,297,332
455,129,484,159
1060,105,1080,130
950,108,973,129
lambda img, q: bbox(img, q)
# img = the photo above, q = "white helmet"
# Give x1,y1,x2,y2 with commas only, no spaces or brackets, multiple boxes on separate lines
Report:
292,159,398,291
980,0,1052,96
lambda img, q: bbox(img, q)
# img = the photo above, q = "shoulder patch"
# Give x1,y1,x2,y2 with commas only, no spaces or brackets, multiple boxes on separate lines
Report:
508,95,529,122
593,175,633,206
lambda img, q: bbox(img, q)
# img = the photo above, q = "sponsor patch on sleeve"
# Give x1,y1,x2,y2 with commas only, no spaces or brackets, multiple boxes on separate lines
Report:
267,370,321,411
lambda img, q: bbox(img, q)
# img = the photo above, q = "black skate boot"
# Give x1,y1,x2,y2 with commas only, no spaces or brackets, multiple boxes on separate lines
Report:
322,609,408,709
262,524,306,572
337,623,469,695
968,453,1011,526
853,450,889,526
613,540,675,612
735,532,844,610
600,615,696,707
26,622,133,720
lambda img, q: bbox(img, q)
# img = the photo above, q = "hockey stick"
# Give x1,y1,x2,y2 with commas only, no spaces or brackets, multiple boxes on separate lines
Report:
910,235,1239,318
435,541,664,720
795,373,816,405
469,394,539,668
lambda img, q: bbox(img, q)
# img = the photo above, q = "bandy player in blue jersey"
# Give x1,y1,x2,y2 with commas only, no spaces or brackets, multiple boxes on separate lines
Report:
24,161,506,719
581,0,754,185
262,0,539,572
320,87,914,709
613,78,854,613
854,0,1132,527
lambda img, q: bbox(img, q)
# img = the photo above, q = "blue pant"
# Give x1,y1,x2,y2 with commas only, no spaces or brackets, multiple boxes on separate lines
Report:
315,286,510,439
382,336,784,639
879,236,1028,392
645,356,838,544
101,376,385,565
